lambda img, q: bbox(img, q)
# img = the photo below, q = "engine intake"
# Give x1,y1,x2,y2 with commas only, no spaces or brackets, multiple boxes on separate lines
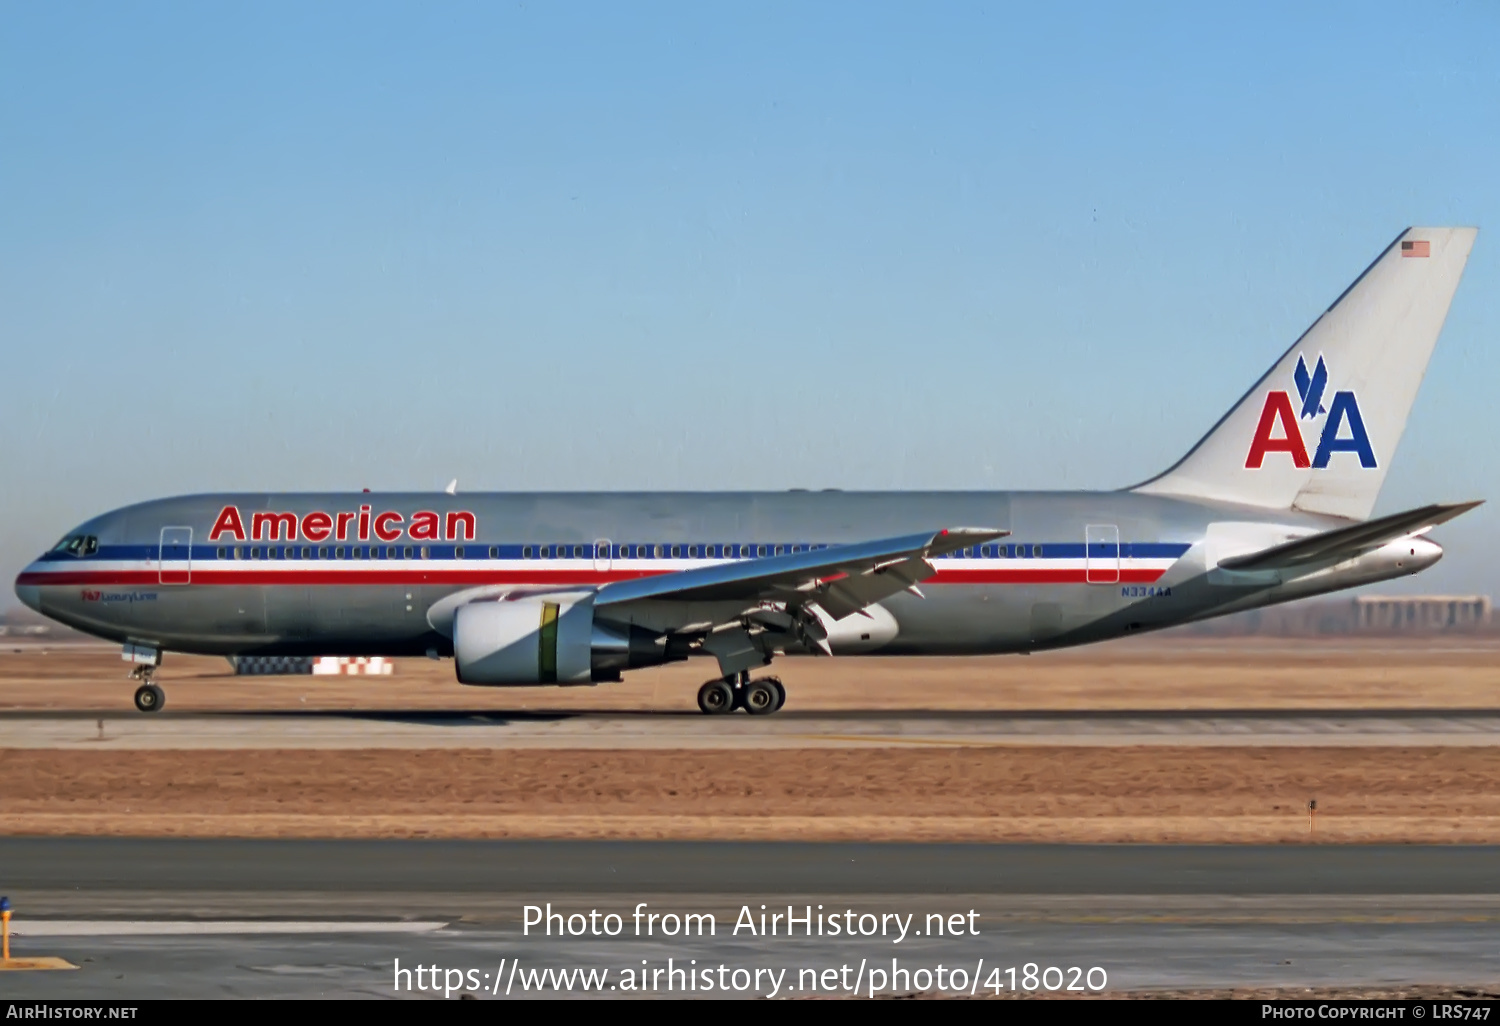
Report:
453,594,677,685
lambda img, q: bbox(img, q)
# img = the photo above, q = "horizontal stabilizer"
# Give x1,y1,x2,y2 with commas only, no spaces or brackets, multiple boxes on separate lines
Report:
1217,501,1481,572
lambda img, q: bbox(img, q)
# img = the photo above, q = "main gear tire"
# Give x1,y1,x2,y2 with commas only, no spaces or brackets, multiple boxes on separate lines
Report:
743,679,778,716
697,679,735,715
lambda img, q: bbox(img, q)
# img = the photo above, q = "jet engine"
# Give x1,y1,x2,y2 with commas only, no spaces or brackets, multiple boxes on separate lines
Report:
453,594,679,685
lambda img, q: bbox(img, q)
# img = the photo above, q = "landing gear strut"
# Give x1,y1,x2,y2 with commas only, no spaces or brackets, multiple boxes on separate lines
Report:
697,672,785,715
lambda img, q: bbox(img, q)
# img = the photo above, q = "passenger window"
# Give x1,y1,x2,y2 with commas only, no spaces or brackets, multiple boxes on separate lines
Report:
335,546,345,558
1034,545,1043,558
652,544,663,559
318,547,328,559
454,546,464,559
540,545,551,559
405,546,416,558
757,545,768,557
420,546,429,559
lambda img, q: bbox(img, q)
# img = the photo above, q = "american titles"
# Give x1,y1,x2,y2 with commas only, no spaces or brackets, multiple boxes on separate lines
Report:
207,505,477,544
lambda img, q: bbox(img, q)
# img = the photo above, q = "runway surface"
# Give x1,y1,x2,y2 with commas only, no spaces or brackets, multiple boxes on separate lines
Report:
3,841,1499,997
8,708,1500,749
5,838,1500,893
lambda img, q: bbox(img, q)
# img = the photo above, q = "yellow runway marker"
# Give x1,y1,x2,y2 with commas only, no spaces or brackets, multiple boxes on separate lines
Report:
1,897,78,970
0,957,78,971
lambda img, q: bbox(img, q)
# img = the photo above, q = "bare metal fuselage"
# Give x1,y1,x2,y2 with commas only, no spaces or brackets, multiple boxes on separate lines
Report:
14,489,1439,666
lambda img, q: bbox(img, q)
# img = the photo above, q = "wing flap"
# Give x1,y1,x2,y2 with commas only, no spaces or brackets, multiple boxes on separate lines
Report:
1217,501,1481,572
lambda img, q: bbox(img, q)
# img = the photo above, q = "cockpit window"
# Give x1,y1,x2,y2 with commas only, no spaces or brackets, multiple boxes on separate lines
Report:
50,535,99,557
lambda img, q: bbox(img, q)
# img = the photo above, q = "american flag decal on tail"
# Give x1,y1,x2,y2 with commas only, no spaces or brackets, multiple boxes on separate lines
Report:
1402,239,1430,258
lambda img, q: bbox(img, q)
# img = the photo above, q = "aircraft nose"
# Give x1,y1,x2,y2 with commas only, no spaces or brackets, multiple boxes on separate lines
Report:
14,573,41,613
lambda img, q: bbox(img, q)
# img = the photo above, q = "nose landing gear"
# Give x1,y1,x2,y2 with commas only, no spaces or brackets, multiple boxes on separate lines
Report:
129,661,165,713
124,644,165,713
696,672,786,715
133,682,165,713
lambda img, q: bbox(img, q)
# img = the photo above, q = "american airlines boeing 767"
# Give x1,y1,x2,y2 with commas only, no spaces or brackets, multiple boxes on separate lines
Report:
14,228,1483,715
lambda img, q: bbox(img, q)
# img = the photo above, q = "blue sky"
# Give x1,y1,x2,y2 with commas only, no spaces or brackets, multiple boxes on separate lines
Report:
2,1,1498,599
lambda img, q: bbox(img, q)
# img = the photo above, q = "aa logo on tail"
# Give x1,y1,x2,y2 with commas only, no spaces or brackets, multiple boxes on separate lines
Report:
1244,354,1377,470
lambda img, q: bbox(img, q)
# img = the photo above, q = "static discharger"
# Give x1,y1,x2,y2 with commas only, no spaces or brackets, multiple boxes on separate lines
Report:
0,897,78,971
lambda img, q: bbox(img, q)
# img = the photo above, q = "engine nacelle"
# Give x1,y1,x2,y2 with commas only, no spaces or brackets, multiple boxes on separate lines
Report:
453,594,679,686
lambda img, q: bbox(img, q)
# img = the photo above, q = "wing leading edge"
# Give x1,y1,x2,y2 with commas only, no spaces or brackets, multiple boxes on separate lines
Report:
595,526,1008,617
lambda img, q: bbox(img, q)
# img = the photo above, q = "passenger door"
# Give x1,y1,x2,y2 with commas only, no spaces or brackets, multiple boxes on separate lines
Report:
1085,524,1119,584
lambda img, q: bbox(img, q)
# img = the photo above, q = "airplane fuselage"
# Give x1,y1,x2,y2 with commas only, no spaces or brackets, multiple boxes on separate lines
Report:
14,489,1439,662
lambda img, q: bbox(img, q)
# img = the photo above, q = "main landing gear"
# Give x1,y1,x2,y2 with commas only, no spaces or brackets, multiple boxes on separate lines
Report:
130,665,165,713
697,672,786,716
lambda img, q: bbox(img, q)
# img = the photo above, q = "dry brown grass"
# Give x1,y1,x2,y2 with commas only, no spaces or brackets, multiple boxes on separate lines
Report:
6,745,1500,843
7,639,1500,843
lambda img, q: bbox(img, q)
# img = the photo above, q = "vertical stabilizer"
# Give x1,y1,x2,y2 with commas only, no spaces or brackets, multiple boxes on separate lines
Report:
1134,227,1477,519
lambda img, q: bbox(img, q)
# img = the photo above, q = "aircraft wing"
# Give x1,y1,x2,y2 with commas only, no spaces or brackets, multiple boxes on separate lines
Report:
1217,501,1482,572
595,526,1008,620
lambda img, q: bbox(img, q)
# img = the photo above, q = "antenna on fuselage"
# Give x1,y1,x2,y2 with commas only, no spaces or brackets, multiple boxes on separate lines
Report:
444,479,458,495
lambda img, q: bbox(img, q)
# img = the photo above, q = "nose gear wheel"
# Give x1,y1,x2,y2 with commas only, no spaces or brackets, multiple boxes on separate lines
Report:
133,683,165,713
